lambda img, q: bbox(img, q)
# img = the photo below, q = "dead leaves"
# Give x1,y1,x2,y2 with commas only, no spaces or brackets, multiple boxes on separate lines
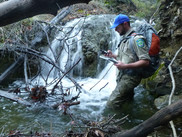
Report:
30,86,47,102
84,129,105,137
62,115,128,137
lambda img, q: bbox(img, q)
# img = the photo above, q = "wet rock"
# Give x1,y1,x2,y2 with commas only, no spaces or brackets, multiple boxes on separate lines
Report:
147,0,182,103
81,15,116,77
159,0,182,48
154,94,182,109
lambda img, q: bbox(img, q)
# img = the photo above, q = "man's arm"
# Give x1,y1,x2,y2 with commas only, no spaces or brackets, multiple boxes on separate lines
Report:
114,59,149,70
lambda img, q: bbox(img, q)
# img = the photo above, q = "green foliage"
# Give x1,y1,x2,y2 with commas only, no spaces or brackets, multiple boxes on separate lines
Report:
77,9,84,13
131,0,160,19
156,0,164,3
104,0,114,6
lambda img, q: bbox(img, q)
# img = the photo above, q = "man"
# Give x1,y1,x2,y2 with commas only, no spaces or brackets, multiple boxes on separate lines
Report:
106,14,151,108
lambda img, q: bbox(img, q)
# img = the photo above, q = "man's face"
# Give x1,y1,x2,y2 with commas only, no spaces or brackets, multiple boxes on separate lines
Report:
115,23,126,35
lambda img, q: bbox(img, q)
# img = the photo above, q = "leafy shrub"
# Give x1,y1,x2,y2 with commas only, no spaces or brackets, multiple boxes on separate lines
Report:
132,0,160,19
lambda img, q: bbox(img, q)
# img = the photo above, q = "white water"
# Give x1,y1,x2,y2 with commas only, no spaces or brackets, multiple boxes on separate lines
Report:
32,15,120,117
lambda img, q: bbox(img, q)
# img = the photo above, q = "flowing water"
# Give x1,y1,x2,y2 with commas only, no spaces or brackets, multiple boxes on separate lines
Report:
0,15,175,136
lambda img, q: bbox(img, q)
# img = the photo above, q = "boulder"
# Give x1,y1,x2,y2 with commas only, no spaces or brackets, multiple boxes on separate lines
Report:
81,15,116,77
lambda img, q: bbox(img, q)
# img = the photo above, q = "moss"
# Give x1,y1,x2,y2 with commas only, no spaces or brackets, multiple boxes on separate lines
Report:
141,63,165,89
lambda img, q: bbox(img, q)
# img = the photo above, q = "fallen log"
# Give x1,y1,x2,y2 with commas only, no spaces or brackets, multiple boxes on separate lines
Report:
31,6,73,47
0,0,91,27
0,90,32,107
115,99,182,137
0,88,80,109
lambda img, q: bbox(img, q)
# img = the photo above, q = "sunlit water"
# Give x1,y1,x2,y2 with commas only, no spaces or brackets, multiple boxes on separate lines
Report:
0,15,179,136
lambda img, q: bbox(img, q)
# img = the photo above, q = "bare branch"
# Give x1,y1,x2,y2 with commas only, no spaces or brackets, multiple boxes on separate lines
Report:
168,46,182,105
168,46,182,137
51,58,82,94
90,64,114,91
0,7,72,84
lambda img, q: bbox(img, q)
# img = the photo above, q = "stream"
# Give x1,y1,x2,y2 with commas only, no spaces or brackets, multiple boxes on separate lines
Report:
0,15,178,136
0,70,157,135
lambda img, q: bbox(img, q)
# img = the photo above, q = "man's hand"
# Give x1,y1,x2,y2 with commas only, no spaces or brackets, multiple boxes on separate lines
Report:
114,61,127,69
104,50,117,59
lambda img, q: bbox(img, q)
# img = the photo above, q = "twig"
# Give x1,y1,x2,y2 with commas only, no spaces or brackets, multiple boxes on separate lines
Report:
24,54,28,85
99,82,109,92
52,101,80,109
51,58,81,94
90,64,114,91
168,46,182,137
0,5,72,84
168,46,182,105
0,126,5,137
12,46,86,94
101,114,116,127
149,4,160,24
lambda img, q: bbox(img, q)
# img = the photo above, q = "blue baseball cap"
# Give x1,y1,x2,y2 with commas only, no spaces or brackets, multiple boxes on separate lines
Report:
110,14,130,29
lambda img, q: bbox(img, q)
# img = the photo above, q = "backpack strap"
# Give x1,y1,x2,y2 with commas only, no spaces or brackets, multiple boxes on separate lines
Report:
128,33,141,61
118,30,136,48
117,38,126,47
117,32,141,61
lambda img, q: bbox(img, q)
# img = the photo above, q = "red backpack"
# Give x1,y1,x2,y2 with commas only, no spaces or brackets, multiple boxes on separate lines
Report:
135,23,160,56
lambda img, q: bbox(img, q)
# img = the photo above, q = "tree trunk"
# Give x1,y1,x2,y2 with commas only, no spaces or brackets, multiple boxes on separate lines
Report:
0,0,91,27
116,100,182,137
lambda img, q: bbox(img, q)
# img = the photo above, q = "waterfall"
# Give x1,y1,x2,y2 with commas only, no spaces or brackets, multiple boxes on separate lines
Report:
32,15,150,112
31,15,120,115
32,15,157,116
41,18,84,78
38,15,119,78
